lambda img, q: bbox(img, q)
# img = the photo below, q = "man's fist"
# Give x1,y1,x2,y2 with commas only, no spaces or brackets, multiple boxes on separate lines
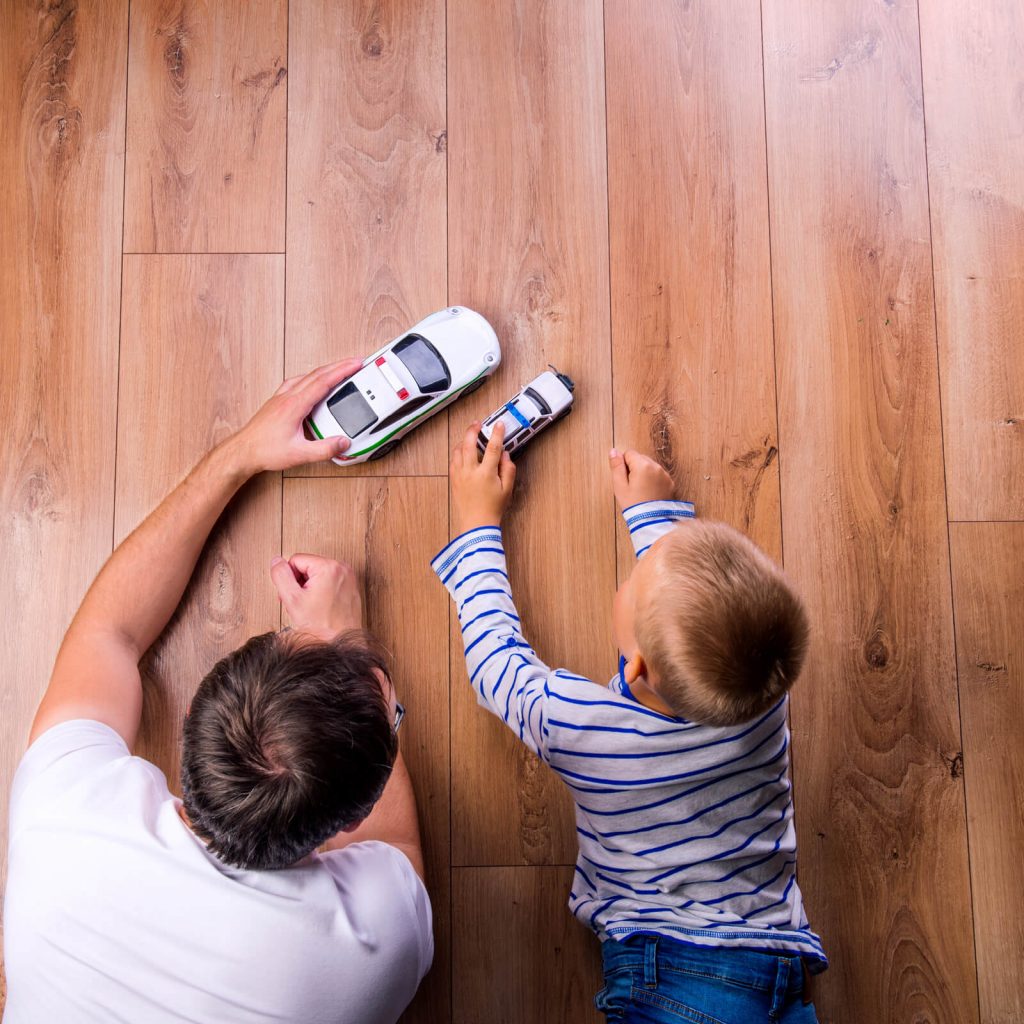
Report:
271,554,363,642
608,449,675,510
450,420,516,536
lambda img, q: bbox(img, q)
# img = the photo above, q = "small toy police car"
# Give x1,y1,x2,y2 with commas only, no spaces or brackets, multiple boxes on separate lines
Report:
306,307,501,464
476,368,575,457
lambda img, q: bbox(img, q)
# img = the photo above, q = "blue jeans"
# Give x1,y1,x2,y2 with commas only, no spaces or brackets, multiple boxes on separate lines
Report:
596,935,820,1024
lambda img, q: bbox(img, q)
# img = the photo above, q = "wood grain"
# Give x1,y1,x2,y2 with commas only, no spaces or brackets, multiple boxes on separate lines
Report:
115,255,283,781
125,0,287,253
605,0,781,564
453,866,602,1024
285,0,447,477
919,1,1024,521
950,523,1023,1024
282,477,451,1024
446,0,615,867
0,0,128,990
762,2,978,1019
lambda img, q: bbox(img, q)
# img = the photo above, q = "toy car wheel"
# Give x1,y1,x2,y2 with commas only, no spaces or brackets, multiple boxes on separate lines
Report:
368,440,399,462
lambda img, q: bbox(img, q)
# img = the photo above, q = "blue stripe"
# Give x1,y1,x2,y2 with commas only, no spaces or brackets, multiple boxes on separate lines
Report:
627,516,688,535
683,859,795,910
636,543,653,558
547,717,691,738
503,659,537,723
548,689,681,725
743,873,798,919
459,587,515,609
464,627,500,659
547,699,784,760
441,546,505,584
489,652,526,700
454,567,509,592
461,607,521,632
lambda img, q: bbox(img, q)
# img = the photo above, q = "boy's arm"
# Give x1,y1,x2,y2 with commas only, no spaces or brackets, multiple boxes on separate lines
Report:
609,447,696,559
623,498,696,558
431,526,551,757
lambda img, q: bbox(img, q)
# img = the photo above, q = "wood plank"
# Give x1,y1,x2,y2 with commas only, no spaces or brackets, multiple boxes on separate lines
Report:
124,0,287,254
605,0,781,564
285,0,447,477
950,523,1023,1023
446,0,614,866
0,1,128,996
919,1,1024,521
762,3,978,1019
115,255,283,781
283,477,450,1024
453,866,602,1024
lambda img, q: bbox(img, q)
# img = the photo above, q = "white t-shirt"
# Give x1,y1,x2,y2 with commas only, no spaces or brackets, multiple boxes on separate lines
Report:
3,720,433,1024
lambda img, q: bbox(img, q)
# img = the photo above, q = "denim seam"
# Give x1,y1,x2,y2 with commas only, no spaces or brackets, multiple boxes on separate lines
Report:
657,964,764,994
629,984,729,1024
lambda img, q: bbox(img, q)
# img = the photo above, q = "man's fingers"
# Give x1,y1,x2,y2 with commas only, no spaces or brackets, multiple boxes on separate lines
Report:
306,435,350,463
294,358,363,405
274,373,305,397
270,556,303,606
481,421,505,471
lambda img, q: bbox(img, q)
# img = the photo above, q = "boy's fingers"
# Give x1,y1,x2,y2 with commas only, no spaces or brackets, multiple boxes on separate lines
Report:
481,421,505,471
499,451,516,492
461,421,481,457
609,447,629,487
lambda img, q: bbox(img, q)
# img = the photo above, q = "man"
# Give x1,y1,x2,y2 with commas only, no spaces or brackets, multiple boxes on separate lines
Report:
2,360,432,1023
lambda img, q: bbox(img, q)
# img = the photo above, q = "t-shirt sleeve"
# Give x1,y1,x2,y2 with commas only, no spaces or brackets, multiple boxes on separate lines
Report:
320,841,434,983
8,719,131,838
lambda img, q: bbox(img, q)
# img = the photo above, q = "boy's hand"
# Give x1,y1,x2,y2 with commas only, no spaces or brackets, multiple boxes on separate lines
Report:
450,421,516,535
609,448,675,509
271,554,363,642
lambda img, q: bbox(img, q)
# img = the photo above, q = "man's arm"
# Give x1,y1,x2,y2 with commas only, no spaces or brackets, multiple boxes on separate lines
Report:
321,751,424,880
29,360,361,749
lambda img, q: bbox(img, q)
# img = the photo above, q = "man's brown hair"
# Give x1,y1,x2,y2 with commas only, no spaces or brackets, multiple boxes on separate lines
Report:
635,521,809,726
181,630,397,871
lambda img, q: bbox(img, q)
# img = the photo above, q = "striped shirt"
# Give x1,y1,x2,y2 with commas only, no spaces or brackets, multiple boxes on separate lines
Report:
431,500,826,969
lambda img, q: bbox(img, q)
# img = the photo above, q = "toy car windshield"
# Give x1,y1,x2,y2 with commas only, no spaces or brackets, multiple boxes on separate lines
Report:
392,334,450,393
327,381,378,437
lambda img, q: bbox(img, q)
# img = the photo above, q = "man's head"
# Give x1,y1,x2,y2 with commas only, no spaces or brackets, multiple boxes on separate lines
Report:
181,630,398,870
613,521,809,726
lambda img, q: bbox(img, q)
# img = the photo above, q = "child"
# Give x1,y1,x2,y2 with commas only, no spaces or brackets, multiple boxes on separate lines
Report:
432,421,825,1023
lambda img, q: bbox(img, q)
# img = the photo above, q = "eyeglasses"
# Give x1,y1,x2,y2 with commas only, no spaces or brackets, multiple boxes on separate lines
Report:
393,701,405,733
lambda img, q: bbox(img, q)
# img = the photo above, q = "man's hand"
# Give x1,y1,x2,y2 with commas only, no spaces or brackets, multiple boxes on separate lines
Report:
609,448,675,509
271,554,363,642
450,421,516,535
227,358,363,476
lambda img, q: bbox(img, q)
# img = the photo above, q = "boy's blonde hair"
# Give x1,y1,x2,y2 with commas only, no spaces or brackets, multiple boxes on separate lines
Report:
635,521,809,726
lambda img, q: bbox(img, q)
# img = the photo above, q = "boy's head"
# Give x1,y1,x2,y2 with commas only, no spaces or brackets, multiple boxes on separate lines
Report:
180,629,398,871
613,521,809,726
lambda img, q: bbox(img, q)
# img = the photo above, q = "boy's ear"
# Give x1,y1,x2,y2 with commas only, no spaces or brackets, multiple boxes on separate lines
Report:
622,652,646,685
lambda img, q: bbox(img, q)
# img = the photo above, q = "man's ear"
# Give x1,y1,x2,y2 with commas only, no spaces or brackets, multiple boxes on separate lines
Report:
622,652,647,685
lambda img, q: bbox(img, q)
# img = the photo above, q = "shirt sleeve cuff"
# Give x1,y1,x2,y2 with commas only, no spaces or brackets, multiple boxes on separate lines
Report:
431,527,505,579
621,499,696,528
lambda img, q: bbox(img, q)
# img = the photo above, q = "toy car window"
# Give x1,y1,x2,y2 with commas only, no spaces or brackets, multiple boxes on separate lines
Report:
327,382,378,438
392,335,450,393
374,394,432,432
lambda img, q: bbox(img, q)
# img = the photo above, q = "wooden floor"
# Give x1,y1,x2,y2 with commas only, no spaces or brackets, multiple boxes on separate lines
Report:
1,2,1022,1021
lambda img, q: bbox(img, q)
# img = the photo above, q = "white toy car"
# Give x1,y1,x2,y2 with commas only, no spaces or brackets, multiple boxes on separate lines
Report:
307,307,501,464
476,368,575,457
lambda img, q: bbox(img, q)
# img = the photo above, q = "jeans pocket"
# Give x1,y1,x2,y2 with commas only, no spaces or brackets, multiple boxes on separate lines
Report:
630,985,730,1024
